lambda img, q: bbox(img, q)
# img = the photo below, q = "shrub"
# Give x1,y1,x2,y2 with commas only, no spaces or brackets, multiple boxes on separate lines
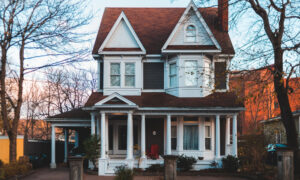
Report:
145,164,164,172
176,155,197,172
83,135,100,170
222,155,239,172
209,160,219,168
238,134,267,172
115,166,134,180
1,156,32,179
0,168,4,180
0,160,3,168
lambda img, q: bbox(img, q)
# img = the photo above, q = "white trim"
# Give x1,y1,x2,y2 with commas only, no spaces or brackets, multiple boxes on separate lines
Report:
99,11,146,53
95,92,137,106
99,51,146,55
143,59,164,63
0,135,24,139
146,54,162,57
142,89,165,92
138,107,245,111
45,119,89,122
161,1,221,51
162,49,221,53
51,123,91,127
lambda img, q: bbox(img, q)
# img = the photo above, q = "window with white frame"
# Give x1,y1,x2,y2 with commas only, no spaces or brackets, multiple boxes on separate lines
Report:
185,60,198,86
110,63,121,86
125,63,135,87
205,125,212,150
185,25,196,42
204,61,211,88
183,117,198,150
169,63,177,88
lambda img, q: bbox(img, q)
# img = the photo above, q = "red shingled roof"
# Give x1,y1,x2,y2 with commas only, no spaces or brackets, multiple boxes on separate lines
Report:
85,92,243,108
92,8,235,54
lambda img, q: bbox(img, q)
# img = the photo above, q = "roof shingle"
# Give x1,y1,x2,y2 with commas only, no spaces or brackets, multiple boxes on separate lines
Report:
92,8,235,54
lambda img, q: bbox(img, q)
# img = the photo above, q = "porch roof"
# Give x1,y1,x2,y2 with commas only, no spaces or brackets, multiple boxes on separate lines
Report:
85,92,244,108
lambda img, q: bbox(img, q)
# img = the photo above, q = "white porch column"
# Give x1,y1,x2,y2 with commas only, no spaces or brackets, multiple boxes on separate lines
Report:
91,113,96,135
177,116,183,153
215,115,220,158
226,117,231,145
141,114,146,159
50,125,56,168
64,129,68,163
126,112,133,160
166,114,171,155
105,116,109,156
100,112,106,159
97,60,101,92
232,114,238,156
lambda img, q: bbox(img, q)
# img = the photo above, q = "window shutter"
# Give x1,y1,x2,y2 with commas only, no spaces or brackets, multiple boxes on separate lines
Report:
214,62,227,89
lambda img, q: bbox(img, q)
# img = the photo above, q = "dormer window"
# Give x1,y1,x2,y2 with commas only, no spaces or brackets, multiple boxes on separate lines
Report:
185,25,196,42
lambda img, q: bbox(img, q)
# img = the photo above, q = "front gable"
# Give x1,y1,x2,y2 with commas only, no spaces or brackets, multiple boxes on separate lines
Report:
95,92,137,107
99,11,146,54
162,1,221,53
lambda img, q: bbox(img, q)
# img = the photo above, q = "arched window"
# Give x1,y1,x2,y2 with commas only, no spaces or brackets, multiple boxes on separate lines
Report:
185,25,196,42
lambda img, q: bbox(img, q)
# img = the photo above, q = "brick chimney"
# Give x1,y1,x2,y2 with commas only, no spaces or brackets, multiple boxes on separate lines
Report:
218,0,228,32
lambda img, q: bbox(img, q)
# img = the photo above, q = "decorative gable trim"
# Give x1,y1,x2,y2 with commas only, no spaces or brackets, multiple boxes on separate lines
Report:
95,92,137,106
98,11,146,54
161,0,221,53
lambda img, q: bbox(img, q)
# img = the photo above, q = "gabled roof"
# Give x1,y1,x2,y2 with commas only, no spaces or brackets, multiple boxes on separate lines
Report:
92,7,235,55
85,92,244,108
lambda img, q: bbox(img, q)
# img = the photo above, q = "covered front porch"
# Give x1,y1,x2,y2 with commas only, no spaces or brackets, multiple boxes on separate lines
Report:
88,110,238,175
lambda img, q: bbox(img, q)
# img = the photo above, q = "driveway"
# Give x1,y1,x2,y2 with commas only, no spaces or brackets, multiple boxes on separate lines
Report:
21,168,248,180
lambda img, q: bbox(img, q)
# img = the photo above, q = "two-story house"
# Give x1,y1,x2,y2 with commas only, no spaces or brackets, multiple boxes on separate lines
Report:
46,0,244,175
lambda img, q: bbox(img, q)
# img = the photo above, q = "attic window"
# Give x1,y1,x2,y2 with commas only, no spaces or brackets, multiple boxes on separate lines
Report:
185,25,196,42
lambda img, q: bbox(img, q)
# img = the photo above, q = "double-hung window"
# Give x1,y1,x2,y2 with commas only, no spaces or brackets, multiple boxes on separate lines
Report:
183,117,199,150
110,63,121,86
169,63,177,88
125,63,135,87
205,124,212,150
185,60,198,86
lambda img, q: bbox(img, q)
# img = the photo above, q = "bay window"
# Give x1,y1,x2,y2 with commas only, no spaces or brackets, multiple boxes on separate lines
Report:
110,63,120,86
125,63,135,87
185,60,197,86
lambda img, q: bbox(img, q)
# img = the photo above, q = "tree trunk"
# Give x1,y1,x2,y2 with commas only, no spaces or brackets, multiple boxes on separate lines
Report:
273,50,298,149
8,131,17,162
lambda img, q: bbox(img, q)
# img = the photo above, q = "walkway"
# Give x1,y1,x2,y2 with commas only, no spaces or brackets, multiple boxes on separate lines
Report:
21,168,248,180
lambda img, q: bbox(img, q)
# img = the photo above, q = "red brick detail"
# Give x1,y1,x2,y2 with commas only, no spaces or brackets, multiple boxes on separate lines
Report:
218,0,228,32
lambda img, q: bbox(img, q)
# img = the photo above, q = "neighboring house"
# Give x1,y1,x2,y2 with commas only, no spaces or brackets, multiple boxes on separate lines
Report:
230,66,300,143
46,1,244,175
262,110,300,146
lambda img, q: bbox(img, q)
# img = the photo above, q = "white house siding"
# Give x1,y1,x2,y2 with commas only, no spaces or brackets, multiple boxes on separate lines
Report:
105,19,140,48
169,10,214,46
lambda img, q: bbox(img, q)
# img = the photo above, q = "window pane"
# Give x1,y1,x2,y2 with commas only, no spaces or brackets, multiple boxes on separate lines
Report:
205,126,211,137
205,138,211,150
169,64,176,75
183,125,198,150
186,25,196,36
170,76,176,87
125,63,135,75
111,75,120,86
111,63,120,75
171,126,177,138
185,60,197,86
125,75,135,86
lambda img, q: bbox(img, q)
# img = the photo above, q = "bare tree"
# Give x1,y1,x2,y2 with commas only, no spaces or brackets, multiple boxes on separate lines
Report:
0,0,91,162
197,0,299,151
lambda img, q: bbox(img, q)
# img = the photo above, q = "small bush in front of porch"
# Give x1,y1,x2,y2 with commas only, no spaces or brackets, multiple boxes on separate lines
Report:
83,135,100,170
221,155,239,172
145,164,164,172
176,155,197,172
115,165,134,180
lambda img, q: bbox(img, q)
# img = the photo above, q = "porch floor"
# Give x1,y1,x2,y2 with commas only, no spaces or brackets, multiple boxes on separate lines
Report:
21,168,249,180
